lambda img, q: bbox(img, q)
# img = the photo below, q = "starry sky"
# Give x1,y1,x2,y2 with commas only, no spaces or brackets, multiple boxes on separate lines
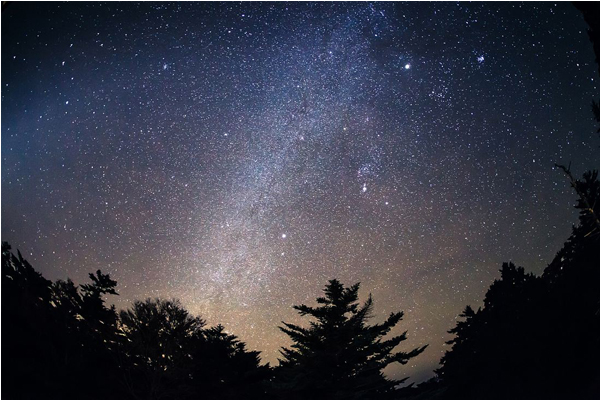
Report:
2,2,598,383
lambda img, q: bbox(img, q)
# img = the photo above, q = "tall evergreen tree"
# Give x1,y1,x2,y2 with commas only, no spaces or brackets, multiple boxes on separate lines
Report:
275,279,426,400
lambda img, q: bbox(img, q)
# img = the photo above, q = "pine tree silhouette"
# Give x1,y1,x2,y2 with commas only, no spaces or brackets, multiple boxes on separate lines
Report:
275,279,426,400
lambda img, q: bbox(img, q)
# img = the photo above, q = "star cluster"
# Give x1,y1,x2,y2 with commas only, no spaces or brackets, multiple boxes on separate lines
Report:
2,2,598,382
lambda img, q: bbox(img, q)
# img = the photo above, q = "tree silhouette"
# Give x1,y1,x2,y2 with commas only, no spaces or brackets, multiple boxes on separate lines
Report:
2,242,122,399
2,243,272,400
187,324,273,400
436,169,600,400
434,7,600,396
436,263,552,400
117,297,272,400
2,242,55,399
118,298,205,400
275,279,426,400
554,166,600,237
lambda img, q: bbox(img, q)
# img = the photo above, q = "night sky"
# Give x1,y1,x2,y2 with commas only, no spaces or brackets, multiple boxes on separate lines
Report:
2,2,598,383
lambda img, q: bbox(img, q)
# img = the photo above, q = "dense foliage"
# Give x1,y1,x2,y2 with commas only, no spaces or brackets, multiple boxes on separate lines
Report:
432,170,600,400
1,245,273,400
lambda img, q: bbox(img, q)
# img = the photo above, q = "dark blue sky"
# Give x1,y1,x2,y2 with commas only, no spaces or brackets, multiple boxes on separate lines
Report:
2,2,598,382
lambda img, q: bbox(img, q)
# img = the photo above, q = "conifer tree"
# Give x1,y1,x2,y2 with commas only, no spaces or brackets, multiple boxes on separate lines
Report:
275,279,426,400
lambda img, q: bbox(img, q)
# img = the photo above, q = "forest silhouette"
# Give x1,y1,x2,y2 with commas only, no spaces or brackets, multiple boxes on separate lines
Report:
3,4,600,400
2,164,599,400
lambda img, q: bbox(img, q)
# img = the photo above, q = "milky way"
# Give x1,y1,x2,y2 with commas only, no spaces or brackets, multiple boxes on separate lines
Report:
2,2,598,382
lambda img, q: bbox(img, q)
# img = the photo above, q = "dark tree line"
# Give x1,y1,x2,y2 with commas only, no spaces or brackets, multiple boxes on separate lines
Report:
407,169,600,400
4,167,599,400
3,162,599,400
6,173,598,400
1,246,275,400
2,243,424,400
5,170,599,400
2,244,124,399
391,173,600,400
399,6,600,398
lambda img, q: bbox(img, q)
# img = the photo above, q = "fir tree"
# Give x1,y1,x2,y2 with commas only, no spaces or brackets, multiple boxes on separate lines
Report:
275,279,426,400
